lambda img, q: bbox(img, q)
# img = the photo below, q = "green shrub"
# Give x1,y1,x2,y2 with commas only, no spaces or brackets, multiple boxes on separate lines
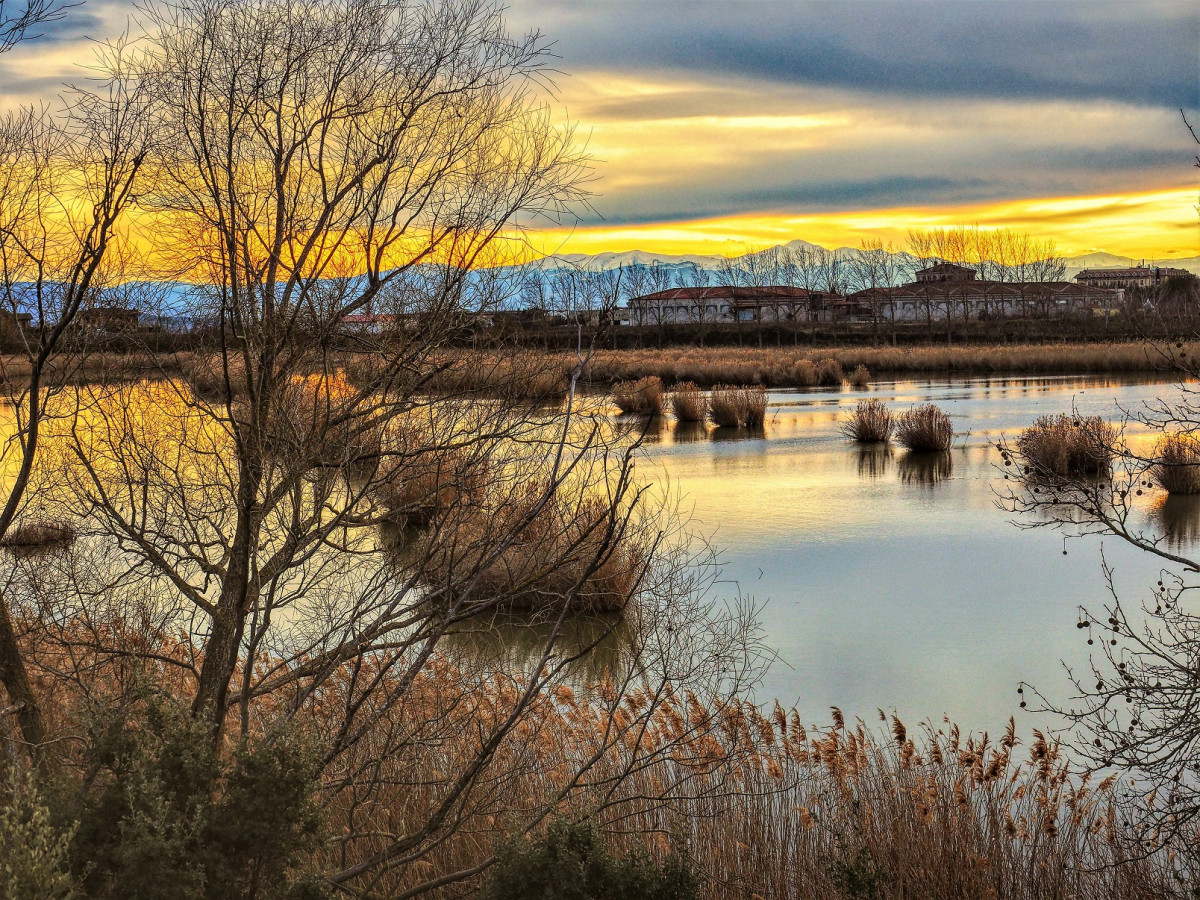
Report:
0,783,76,900
482,818,697,900
56,699,329,900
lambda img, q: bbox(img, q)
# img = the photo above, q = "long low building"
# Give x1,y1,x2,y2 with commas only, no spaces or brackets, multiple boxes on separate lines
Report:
621,285,835,326
1074,266,1191,289
844,279,1124,322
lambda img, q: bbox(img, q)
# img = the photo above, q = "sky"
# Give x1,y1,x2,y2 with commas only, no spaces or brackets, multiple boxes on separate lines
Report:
3,0,1198,261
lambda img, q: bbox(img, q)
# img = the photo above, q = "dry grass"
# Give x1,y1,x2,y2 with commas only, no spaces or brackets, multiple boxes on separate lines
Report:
1016,414,1116,478
849,363,871,388
611,376,665,416
373,441,487,528
1151,432,1200,495
181,352,248,401
895,404,954,452
708,385,767,428
670,382,708,423
841,398,894,443
12,615,1193,900
0,519,76,550
816,357,844,387
420,483,647,615
579,343,1163,387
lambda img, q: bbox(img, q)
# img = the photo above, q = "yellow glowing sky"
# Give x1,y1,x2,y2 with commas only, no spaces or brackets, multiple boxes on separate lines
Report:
535,187,1200,262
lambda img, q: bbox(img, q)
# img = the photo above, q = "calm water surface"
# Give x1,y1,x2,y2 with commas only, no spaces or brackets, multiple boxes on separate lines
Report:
636,375,1190,733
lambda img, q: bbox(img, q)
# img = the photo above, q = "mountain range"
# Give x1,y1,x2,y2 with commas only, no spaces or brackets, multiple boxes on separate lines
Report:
541,242,1200,282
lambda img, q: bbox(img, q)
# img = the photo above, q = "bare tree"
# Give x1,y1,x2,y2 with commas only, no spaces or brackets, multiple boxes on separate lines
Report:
0,0,75,52
17,1,766,895
0,55,149,764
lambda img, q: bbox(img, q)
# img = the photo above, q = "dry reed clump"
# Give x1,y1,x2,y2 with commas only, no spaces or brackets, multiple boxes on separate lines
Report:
849,364,871,388
708,385,767,428
1016,414,1115,478
0,519,76,551
841,399,893,443
15,614,1192,900
816,357,844,387
418,353,571,404
373,438,487,528
670,382,708,423
420,483,647,615
1151,432,1200,495
611,376,665,415
895,404,954,452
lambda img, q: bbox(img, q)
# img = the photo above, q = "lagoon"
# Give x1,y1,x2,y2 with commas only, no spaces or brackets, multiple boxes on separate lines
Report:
638,375,1188,733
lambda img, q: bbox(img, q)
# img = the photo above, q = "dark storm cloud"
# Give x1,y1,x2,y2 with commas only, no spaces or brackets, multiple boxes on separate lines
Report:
519,0,1199,109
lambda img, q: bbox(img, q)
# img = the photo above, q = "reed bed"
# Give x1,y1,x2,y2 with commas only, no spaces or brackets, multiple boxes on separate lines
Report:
373,442,487,528
580,343,1163,387
841,398,893,443
12,617,1192,900
670,382,708,423
0,519,76,550
611,376,665,416
849,363,872,388
1016,414,1116,478
321,680,1192,900
708,385,767,428
1151,432,1200,495
895,404,954,452
420,482,647,614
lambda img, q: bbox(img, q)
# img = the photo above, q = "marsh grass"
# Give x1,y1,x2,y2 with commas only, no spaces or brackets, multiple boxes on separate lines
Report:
1016,414,1115,478
0,519,76,551
612,376,665,416
374,443,487,528
581,343,1160,387
708,385,767,428
1151,432,1200,495
816,358,844,387
841,399,893,443
670,382,708,423
421,483,647,615
849,364,871,388
895,404,954,452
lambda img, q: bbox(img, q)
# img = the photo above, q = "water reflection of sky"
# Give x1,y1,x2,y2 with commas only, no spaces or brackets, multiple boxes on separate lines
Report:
639,375,1192,734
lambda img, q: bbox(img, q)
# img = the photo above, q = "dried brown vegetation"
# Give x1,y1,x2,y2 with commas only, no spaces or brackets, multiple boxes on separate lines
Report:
1016,414,1116,478
708,384,768,428
580,343,1161,387
612,376,665,415
0,519,76,550
895,404,954,452
842,398,894,443
670,381,708,423
420,482,649,615
1151,432,1200,495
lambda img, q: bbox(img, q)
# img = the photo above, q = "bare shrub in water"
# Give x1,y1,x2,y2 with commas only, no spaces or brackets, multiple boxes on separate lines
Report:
1016,414,1115,478
612,376,665,415
849,364,871,388
842,399,893,443
670,382,708,423
895,404,954,451
1151,432,1200,495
